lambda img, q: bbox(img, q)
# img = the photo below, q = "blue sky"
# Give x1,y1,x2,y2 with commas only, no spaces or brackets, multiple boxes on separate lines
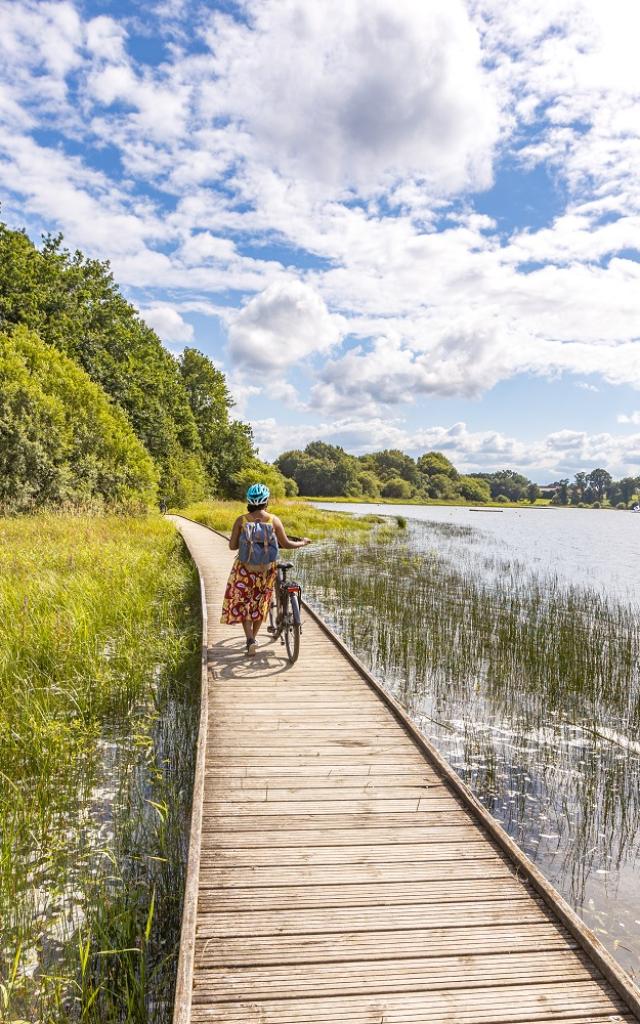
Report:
2,0,640,480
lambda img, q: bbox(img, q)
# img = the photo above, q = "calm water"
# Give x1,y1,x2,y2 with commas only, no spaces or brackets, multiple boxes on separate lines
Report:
302,502,640,982
317,502,640,601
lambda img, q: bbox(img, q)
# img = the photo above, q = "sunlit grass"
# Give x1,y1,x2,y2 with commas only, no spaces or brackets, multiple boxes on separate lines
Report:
0,514,200,1022
178,498,385,539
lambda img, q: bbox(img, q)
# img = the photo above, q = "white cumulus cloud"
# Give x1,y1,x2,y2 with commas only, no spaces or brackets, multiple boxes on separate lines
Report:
228,280,343,369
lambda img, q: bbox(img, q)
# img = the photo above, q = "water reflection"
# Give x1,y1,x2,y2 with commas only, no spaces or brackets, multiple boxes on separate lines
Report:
297,516,640,981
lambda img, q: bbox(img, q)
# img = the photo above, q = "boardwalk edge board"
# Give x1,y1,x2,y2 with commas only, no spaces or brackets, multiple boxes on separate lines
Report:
172,527,210,1024
170,514,640,1022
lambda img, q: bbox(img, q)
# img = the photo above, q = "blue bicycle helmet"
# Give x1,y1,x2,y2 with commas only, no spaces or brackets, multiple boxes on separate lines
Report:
246,482,270,506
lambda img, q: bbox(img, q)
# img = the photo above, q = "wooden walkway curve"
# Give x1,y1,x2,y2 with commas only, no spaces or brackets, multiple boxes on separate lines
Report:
170,515,640,1024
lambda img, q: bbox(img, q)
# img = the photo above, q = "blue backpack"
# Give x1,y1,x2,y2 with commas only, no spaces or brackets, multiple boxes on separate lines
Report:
238,516,279,566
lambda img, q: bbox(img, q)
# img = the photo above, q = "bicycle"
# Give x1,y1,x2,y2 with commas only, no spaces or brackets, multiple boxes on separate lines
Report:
267,559,303,663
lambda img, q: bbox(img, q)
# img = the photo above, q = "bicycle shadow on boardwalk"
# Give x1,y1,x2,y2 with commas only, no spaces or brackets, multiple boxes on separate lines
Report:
208,634,295,679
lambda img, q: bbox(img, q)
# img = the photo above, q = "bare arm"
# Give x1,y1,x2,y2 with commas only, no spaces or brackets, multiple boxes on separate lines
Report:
228,515,243,550
273,516,310,549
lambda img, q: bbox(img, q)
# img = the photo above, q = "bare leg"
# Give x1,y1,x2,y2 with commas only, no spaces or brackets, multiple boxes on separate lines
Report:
252,619,263,639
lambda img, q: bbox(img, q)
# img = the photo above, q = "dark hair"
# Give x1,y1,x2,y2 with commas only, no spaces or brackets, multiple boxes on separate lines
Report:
247,501,268,513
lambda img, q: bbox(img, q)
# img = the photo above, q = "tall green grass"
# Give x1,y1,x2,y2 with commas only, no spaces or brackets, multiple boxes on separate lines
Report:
0,515,200,1023
179,498,384,539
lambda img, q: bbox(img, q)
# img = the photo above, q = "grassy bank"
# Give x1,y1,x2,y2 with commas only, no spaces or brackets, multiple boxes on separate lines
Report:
0,515,200,1023
305,495,555,509
177,498,385,538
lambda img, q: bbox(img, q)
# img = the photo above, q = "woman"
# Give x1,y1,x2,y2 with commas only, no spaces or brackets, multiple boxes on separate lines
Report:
221,483,310,655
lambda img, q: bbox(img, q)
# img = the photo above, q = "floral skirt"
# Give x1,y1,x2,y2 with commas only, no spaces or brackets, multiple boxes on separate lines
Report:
220,560,277,625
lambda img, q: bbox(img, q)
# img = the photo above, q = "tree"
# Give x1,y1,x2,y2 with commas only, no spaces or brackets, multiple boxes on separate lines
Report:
0,221,208,503
573,472,588,500
178,347,256,496
361,449,419,485
381,477,412,499
426,472,458,500
417,451,458,481
458,476,491,503
587,468,612,500
0,327,158,512
357,470,381,498
526,482,540,503
230,457,288,500
276,442,361,496
617,477,637,504
471,469,530,502
551,479,570,505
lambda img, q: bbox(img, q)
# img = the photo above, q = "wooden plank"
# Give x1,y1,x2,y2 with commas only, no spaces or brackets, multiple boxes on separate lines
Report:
169,516,640,1024
191,950,600,1001
202,798,460,815
201,811,472,830
197,878,527,912
195,898,550,938
190,992,630,1023
203,784,446,802
199,825,482,847
195,922,575,966
198,859,509,889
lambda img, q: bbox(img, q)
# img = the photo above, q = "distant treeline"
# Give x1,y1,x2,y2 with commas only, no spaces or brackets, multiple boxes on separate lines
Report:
275,442,640,507
0,222,293,513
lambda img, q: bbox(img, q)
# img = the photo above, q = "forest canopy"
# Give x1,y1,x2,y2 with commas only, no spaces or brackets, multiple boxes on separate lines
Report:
0,221,287,511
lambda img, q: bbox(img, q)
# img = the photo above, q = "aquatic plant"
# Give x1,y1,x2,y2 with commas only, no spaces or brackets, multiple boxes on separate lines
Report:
295,519,640,978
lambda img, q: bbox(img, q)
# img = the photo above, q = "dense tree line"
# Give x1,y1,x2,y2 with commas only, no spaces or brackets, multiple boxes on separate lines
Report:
0,222,288,511
546,469,640,508
276,442,640,507
275,443,492,502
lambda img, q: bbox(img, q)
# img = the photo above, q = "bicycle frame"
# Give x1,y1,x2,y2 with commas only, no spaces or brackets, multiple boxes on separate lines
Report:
271,563,302,635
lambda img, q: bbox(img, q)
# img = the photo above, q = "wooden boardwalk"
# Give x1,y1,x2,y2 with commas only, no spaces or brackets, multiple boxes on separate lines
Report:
171,515,640,1024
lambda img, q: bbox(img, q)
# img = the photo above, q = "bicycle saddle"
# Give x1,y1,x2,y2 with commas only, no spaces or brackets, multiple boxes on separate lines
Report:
277,561,294,570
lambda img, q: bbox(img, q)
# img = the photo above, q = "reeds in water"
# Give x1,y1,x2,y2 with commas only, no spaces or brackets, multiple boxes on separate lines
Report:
295,519,640,978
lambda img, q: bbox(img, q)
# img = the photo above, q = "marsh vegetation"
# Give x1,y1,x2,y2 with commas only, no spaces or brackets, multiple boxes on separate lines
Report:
296,514,640,981
0,515,200,1022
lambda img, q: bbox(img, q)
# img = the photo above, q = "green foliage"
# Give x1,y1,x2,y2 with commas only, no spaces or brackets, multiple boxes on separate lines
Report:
178,347,258,497
0,223,211,503
0,222,267,506
470,468,530,501
381,476,412,499
284,476,299,497
0,328,158,512
361,448,420,485
230,456,289,500
417,450,458,480
526,482,541,503
276,442,361,496
458,475,491,503
357,470,381,498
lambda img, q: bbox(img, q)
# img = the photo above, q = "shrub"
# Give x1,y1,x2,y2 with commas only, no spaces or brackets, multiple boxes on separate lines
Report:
496,494,509,504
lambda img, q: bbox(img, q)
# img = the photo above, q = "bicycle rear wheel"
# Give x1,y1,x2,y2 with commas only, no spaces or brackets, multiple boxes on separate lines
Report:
268,581,283,637
284,594,301,663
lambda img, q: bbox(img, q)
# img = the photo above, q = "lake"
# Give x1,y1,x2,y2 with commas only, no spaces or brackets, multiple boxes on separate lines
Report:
297,501,640,983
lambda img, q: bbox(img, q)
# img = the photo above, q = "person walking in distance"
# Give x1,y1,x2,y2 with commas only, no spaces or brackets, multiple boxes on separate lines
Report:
221,484,310,656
